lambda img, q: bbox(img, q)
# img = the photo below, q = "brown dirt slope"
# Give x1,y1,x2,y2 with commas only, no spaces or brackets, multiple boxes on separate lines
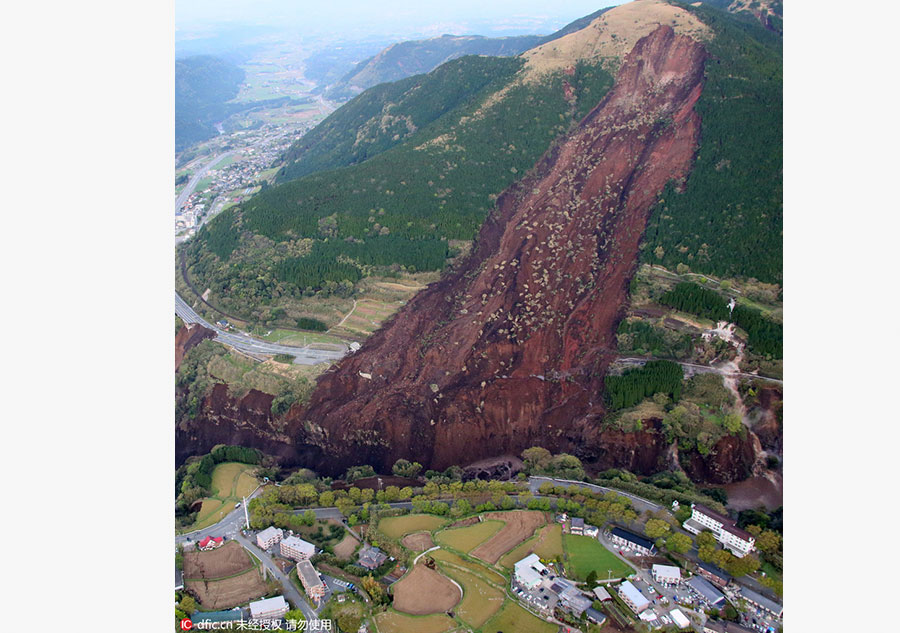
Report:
471,511,546,564
392,564,461,615
294,26,708,477
183,541,252,580
175,322,215,371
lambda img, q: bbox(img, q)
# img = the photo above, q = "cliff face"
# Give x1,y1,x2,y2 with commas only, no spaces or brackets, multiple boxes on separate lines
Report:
294,26,708,476
175,383,316,467
175,322,215,371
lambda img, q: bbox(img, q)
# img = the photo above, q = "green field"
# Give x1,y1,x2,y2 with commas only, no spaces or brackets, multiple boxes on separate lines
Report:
481,601,557,633
435,520,504,554
499,524,564,569
373,610,457,633
437,563,505,628
188,462,258,532
430,549,507,586
563,534,634,581
378,514,449,539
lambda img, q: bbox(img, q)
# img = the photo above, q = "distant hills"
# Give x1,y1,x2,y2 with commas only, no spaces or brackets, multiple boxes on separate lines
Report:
323,7,618,101
175,55,245,151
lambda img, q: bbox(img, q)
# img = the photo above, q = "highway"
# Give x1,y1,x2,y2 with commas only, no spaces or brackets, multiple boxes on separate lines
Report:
175,150,236,213
176,292,346,364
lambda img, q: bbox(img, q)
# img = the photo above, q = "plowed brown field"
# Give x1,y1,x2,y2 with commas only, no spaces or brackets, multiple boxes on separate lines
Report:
470,511,546,564
392,564,461,615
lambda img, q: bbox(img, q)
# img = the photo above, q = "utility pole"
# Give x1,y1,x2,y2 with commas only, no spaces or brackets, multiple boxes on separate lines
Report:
243,495,250,530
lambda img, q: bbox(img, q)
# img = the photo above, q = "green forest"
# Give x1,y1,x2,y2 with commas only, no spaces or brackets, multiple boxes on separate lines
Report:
641,4,782,283
175,55,245,150
605,360,684,411
659,282,782,358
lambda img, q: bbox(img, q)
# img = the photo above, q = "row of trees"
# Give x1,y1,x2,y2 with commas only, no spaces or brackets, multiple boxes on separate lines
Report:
659,282,783,358
604,360,684,410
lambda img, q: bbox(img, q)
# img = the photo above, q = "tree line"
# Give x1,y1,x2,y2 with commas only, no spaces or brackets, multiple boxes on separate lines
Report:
604,360,684,410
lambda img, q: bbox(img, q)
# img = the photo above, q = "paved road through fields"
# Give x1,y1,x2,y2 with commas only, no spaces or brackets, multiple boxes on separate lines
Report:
176,292,346,364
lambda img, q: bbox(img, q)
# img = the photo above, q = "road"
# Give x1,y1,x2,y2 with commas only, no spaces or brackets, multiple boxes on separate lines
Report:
529,476,662,514
613,357,783,385
175,150,236,214
235,532,317,621
176,292,346,364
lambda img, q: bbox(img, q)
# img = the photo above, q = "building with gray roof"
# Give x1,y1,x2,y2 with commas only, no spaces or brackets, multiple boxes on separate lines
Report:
687,575,726,608
739,587,783,617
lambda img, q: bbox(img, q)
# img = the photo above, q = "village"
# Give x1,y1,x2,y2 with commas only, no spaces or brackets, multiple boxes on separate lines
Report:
175,477,783,633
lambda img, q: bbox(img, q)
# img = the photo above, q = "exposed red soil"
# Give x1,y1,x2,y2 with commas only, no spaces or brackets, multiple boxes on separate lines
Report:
682,432,759,484
291,26,708,476
175,322,215,371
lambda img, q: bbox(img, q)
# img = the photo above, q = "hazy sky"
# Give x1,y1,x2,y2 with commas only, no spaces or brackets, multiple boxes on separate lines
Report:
176,0,622,38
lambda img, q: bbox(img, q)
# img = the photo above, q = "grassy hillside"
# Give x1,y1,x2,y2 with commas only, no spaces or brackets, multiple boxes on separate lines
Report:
641,3,783,283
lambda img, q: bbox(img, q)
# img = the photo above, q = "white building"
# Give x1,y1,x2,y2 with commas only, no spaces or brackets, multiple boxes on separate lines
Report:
651,564,682,585
249,596,288,621
682,504,755,557
513,554,547,590
256,526,284,550
670,608,691,629
280,535,315,561
617,580,650,614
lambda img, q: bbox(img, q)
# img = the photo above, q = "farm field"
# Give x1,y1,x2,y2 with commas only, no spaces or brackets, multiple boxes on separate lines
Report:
379,514,449,539
499,523,564,569
401,532,434,552
188,463,258,532
481,601,558,633
470,510,546,564
392,564,461,615
373,610,458,633
333,532,359,559
187,570,270,610
437,563,505,628
435,520,504,553
564,534,634,581
429,549,507,586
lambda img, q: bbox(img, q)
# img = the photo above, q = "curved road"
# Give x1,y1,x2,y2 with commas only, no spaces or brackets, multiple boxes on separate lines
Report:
176,292,346,363
175,151,236,213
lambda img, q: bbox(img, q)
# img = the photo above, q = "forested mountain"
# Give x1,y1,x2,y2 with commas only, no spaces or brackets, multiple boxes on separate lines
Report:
183,0,782,320
327,34,543,100
175,55,245,151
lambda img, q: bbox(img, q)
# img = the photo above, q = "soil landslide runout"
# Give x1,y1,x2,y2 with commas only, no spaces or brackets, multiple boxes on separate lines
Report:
392,564,461,615
294,26,708,476
471,511,547,564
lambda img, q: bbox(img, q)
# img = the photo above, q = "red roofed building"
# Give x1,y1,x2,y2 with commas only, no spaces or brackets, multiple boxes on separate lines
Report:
199,536,225,551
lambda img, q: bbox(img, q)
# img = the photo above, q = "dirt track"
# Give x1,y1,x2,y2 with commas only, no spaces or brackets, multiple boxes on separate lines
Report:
392,564,461,615
471,511,546,564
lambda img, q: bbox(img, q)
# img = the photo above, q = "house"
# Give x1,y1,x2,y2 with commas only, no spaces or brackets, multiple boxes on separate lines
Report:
617,580,650,614
609,527,656,555
739,587,783,618
651,564,682,585
585,607,607,626
248,596,288,621
584,524,599,538
686,576,727,608
256,526,284,550
703,621,756,633
570,517,585,535
192,609,246,625
593,586,612,602
558,585,592,617
296,559,326,604
357,544,388,570
682,504,755,558
280,535,315,562
697,561,732,588
669,608,691,629
198,536,224,551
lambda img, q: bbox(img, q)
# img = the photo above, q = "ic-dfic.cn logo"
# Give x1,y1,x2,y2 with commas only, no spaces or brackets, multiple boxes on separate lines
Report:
180,618,193,630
